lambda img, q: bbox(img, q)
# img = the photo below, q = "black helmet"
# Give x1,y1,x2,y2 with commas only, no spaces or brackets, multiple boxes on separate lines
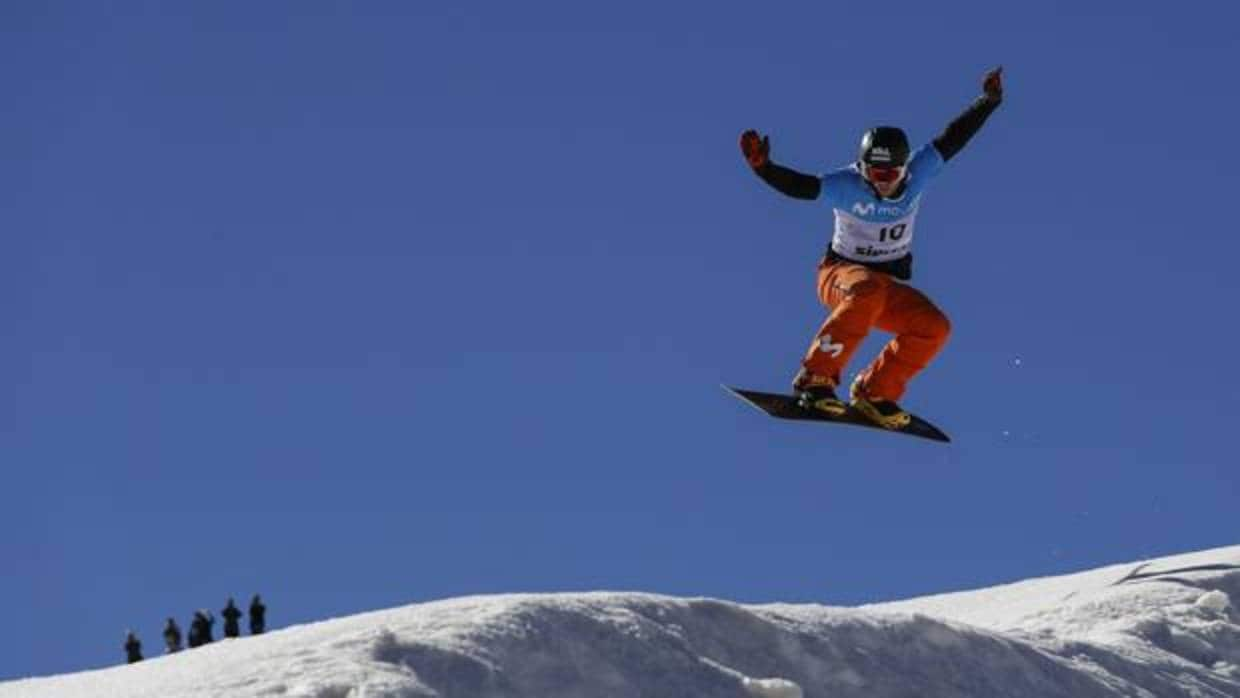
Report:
858,126,910,167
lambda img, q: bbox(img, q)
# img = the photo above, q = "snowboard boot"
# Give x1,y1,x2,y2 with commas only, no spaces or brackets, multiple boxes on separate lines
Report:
793,368,846,416
850,377,912,430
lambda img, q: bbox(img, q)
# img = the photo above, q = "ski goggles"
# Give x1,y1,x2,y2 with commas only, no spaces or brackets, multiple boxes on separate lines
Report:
862,163,906,184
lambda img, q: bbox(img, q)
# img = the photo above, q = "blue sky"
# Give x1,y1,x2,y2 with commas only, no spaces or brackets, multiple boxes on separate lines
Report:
5,1,1239,678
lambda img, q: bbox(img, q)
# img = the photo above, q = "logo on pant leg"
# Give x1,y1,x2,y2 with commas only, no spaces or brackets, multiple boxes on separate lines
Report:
818,334,844,358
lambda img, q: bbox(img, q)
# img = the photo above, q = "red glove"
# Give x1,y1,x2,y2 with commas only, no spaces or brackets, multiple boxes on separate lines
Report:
740,130,770,169
983,66,1003,101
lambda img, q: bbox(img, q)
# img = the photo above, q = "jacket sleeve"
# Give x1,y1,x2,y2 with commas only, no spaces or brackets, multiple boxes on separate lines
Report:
932,94,1002,163
751,161,822,200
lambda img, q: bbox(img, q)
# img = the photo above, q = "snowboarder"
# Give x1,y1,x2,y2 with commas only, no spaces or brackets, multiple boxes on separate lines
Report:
249,594,266,635
163,617,183,654
222,598,243,639
124,630,143,664
739,67,1004,428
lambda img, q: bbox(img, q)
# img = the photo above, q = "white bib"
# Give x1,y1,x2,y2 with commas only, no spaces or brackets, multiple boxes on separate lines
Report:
830,203,920,263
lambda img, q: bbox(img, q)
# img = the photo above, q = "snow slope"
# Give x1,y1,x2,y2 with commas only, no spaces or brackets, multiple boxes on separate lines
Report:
5,546,1238,698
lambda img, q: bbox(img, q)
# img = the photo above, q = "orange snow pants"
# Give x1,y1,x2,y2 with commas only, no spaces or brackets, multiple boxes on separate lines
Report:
802,260,951,402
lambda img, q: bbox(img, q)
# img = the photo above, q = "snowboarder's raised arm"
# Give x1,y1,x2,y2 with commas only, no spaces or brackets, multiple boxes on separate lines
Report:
932,67,1004,163
740,130,822,200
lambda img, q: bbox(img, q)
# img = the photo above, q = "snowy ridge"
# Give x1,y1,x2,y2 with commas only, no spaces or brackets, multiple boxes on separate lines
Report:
4,546,1239,698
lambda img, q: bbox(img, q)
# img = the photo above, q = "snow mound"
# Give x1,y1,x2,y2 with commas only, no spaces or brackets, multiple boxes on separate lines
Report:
3,546,1238,698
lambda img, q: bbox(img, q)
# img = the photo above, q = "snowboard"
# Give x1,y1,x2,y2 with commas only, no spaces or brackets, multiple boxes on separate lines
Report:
724,385,951,443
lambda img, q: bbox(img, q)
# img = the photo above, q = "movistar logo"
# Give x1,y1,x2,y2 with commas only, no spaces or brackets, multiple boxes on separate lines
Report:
852,202,908,217
818,334,844,358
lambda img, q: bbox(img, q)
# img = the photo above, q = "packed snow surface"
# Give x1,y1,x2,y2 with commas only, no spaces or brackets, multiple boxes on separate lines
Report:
5,546,1239,697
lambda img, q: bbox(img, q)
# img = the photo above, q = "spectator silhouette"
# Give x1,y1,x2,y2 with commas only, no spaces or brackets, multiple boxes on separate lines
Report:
249,594,266,635
163,617,183,654
188,610,214,648
124,631,143,664
187,614,201,648
222,598,243,638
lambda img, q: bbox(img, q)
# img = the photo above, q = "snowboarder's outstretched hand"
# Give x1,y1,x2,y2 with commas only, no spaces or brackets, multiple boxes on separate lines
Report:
982,66,1003,101
740,130,769,169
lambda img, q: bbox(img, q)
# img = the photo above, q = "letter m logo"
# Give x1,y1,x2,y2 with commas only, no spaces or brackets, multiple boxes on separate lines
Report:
852,202,875,216
818,334,844,358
